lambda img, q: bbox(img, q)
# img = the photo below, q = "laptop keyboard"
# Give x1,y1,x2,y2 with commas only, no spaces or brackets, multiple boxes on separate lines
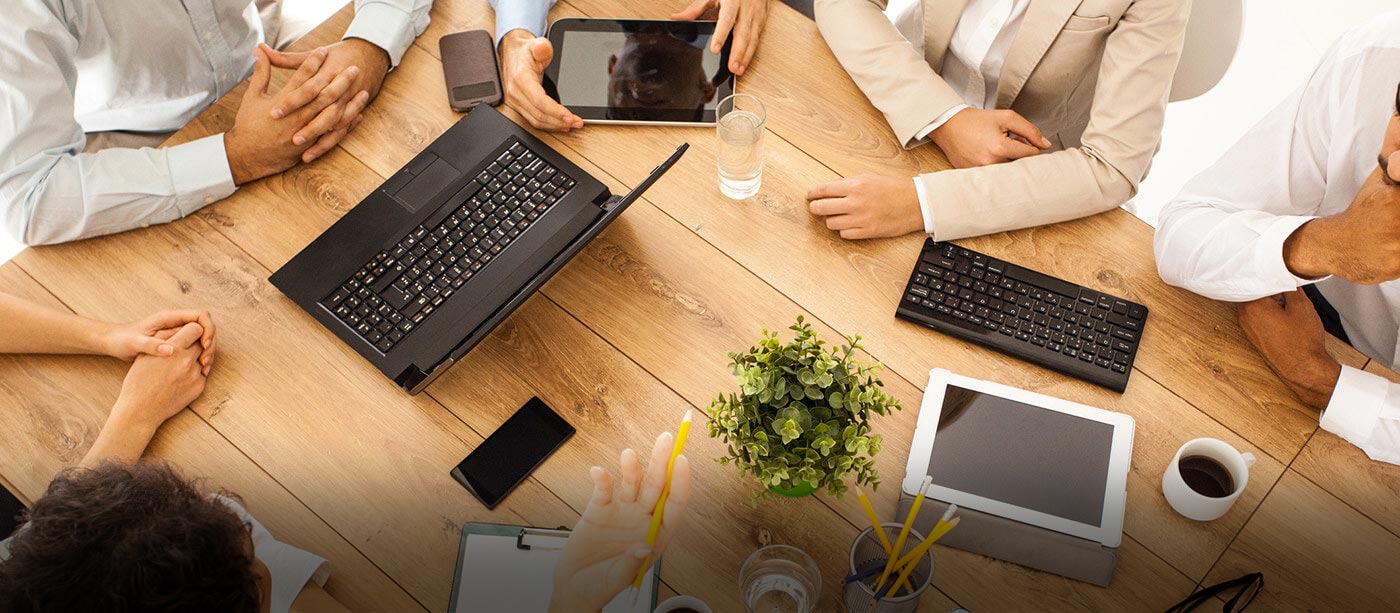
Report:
896,240,1149,392
320,140,576,354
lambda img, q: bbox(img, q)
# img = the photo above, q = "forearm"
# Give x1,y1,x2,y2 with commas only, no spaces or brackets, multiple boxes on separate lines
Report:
0,292,110,355
81,404,161,467
1,135,236,245
813,0,963,147
1155,201,1320,301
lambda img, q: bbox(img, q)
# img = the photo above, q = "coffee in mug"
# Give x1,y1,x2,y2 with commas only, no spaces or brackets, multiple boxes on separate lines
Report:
1162,438,1255,521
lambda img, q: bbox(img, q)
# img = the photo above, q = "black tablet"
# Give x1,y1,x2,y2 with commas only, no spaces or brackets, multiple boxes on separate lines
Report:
543,18,735,125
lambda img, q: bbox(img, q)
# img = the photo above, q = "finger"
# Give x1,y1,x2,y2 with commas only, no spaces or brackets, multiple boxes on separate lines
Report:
998,111,1050,149
168,322,205,349
250,45,272,97
521,82,579,131
263,47,312,70
292,75,358,146
303,123,349,163
638,432,675,508
530,38,554,68
729,7,754,73
995,137,1042,161
332,90,371,132
588,466,615,507
824,214,859,231
137,335,175,357
271,50,333,119
651,454,691,555
808,197,852,217
282,47,327,94
839,227,873,240
671,0,713,20
712,0,740,55
805,179,853,202
618,448,643,504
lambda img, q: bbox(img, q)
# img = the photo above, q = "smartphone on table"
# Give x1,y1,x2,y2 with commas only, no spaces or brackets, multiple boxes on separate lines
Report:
451,397,575,509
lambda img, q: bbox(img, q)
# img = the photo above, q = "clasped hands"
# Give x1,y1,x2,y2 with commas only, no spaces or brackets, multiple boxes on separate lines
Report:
225,39,390,185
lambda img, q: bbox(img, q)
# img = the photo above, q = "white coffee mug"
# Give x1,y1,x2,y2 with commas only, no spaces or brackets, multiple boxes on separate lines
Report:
654,595,713,613
1162,438,1256,521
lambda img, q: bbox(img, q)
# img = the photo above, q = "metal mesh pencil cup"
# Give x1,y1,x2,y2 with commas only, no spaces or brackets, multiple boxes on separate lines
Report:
843,522,935,612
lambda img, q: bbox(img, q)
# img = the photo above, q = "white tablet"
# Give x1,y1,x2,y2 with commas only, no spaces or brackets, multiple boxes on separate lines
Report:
902,369,1134,548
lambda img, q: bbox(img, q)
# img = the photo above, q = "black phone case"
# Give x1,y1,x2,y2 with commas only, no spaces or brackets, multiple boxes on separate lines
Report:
450,398,574,509
440,30,502,111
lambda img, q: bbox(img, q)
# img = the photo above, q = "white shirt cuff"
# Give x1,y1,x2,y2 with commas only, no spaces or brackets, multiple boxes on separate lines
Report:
1320,366,1389,454
344,2,416,67
915,104,970,143
168,133,237,217
1260,214,1330,288
913,176,935,236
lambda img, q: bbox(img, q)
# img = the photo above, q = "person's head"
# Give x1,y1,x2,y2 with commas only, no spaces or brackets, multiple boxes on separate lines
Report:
0,462,271,613
606,24,719,121
1380,81,1400,186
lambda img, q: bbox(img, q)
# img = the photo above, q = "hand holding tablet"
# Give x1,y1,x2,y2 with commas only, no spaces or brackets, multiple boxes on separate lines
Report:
542,19,736,126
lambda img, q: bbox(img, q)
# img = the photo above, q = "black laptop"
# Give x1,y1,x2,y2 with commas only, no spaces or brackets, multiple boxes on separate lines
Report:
271,105,685,394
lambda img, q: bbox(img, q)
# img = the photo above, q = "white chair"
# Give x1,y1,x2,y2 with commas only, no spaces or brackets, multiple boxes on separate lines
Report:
1169,0,1246,102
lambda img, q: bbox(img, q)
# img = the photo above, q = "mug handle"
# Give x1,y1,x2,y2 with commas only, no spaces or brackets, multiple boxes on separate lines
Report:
1242,452,1256,467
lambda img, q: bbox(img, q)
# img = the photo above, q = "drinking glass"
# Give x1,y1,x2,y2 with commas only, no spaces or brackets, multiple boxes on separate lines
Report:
716,94,765,200
739,545,821,613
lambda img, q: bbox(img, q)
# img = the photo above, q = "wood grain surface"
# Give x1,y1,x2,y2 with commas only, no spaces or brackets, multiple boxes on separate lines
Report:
4,0,1399,611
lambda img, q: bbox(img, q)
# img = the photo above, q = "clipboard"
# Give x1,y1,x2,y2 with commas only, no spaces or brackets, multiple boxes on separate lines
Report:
448,522,660,612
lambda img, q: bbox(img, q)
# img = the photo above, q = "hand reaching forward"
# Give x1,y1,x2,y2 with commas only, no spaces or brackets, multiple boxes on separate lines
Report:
550,432,692,613
499,30,583,131
100,309,217,375
672,0,769,75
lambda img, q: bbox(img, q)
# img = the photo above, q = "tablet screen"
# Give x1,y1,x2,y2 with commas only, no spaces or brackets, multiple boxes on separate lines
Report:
546,20,734,123
928,385,1115,527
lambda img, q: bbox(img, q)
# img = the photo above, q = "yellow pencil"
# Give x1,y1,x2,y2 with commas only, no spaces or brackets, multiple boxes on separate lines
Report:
873,476,931,594
879,515,960,600
631,410,693,589
855,489,913,593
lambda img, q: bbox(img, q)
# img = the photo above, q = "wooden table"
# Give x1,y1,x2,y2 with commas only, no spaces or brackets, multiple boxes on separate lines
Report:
5,1,1400,611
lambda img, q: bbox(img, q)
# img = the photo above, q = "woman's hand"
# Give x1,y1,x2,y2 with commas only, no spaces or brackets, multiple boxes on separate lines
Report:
550,431,693,612
101,309,217,375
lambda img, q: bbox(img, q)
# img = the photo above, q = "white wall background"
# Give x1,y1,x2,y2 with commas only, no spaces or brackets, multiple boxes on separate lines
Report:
1127,0,1398,225
1,0,1395,265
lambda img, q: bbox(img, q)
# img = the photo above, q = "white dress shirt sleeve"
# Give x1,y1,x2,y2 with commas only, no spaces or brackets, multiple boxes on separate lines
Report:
344,0,434,67
1153,43,1357,302
0,1,236,246
1321,366,1400,466
490,0,558,43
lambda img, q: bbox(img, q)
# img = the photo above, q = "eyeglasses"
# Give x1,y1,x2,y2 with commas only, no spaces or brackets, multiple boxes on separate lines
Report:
1164,572,1263,613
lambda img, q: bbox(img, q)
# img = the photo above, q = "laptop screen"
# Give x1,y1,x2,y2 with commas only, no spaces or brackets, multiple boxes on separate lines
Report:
927,385,1115,527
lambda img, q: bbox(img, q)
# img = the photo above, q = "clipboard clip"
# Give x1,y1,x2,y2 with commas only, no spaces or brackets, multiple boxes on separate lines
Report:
516,527,566,551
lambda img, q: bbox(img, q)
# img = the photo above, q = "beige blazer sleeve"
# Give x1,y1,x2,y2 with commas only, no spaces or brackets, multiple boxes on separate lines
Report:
814,0,966,147
920,0,1190,241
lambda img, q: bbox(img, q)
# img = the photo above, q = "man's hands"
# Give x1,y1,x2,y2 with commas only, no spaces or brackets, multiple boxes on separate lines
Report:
806,175,924,240
499,30,583,132
672,0,769,75
1238,288,1342,409
930,108,1051,169
266,38,390,124
550,432,692,613
225,44,371,184
1284,170,1400,284
99,309,217,375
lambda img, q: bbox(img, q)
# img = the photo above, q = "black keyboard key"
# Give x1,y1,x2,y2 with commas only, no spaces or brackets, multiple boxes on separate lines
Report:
382,288,414,311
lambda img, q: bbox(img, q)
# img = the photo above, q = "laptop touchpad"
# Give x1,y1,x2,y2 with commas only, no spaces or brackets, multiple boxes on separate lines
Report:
393,158,459,212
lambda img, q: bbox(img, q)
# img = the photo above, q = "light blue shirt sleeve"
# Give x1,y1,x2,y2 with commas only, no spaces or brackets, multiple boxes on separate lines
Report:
490,0,557,44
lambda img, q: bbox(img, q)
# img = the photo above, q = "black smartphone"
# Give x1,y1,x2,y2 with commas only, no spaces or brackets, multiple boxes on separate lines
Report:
451,397,574,509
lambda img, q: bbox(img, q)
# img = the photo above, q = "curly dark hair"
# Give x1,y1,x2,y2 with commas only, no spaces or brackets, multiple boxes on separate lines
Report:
0,461,261,612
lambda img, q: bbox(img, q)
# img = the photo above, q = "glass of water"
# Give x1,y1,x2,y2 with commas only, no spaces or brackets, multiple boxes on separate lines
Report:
716,93,765,200
739,545,821,613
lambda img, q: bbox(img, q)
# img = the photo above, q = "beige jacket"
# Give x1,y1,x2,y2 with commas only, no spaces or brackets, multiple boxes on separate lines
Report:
815,0,1191,240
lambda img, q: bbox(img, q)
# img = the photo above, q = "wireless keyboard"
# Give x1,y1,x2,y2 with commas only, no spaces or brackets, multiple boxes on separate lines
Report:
896,240,1148,392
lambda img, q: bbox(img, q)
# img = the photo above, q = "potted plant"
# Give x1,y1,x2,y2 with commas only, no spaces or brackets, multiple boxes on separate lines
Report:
708,316,902,500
